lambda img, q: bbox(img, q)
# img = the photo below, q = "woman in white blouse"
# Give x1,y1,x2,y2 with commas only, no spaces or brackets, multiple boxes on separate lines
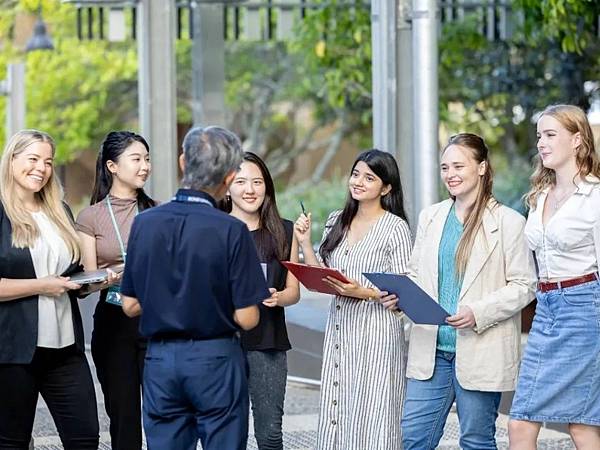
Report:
509,105,600,449
0,130,99,449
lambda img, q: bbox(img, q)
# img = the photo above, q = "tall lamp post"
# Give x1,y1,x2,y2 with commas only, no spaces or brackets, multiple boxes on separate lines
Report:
1,5,54,142
6,9,54,448
0,64,26,139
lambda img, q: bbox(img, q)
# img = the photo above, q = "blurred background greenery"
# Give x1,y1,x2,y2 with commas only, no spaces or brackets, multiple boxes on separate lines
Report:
1,0,599,229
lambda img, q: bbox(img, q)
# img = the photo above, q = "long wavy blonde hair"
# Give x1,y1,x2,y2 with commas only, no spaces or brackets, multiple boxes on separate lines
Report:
525,104,600,210
0,130,80,260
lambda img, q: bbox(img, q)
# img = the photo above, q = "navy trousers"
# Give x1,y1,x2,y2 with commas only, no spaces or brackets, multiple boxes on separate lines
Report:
143,337,249,450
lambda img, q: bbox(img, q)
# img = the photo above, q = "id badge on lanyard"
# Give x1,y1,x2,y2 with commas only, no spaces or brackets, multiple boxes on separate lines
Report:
105,196,138,306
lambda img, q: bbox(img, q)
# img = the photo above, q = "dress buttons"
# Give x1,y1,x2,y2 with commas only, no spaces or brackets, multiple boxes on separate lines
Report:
341,269,346,273
335,324,340,330
333,381,339,387
334,362,339,368
332,400,338,406
331,420,337,425
336,305,341,310
335,344,339,350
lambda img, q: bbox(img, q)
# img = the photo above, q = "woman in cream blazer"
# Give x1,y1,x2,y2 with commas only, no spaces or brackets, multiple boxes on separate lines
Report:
400,133,536,450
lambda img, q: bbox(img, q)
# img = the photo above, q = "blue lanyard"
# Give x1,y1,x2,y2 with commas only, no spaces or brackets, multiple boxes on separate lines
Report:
106,196,138,263
172,193,214,207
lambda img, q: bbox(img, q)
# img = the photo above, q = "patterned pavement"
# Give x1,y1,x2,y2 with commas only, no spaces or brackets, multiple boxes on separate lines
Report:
31,354,575,449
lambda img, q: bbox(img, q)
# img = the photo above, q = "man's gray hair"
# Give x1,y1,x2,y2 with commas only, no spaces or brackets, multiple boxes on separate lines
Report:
181,126,243,190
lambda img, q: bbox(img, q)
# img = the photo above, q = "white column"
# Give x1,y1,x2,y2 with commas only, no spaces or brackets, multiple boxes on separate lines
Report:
3,63,26,138
371,0,398,154
412,0,439,213
137,0,178,202
396,0,416,226
191,3,226,127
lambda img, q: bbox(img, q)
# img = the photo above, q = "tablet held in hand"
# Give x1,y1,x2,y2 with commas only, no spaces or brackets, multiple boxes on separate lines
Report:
363,272,450,325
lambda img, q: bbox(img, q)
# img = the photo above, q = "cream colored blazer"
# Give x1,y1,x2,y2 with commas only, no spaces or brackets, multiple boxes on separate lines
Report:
406,199,537,392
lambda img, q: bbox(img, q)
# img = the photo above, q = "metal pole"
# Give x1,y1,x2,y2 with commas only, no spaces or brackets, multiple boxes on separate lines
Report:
5,63,26,138
137,0,178,201
371,0,398,154
396,0,415,227
191,3,226,126
412,0,439,213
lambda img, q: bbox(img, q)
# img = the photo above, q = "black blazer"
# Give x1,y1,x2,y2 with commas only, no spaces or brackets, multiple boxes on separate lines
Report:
0,201,85,364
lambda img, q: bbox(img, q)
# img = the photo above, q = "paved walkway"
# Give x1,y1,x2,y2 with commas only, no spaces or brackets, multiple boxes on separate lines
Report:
31,366,575,449
31,289,575,448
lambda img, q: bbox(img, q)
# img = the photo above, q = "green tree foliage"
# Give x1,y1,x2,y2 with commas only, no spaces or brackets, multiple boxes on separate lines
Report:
289,0,372,121
517,0,600,53
0,0,138,162
219,1,373,178
438,3,599,209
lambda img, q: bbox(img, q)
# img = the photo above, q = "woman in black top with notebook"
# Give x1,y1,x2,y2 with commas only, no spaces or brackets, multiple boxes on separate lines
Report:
221,152,300,450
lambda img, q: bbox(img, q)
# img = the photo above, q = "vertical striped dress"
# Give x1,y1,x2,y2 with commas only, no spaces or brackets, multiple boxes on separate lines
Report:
316,210,412,450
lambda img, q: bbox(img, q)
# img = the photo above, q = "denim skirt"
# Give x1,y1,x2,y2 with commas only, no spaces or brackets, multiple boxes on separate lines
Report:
510,280,600,425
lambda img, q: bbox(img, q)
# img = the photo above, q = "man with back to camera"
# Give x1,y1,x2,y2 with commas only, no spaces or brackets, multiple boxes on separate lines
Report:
119,126,270,450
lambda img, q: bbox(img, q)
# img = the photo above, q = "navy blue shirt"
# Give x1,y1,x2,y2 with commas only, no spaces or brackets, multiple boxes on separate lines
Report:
120,189,270,340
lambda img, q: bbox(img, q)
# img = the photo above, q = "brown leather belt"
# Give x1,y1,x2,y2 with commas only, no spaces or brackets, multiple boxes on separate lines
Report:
537,272,598,293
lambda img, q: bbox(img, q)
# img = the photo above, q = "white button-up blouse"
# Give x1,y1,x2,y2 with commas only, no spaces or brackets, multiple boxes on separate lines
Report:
524,176,600,279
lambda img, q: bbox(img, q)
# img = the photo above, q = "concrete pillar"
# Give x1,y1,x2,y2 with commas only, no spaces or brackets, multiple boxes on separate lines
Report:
191,3,226,127
137,0,178,201
3,63,26,139
412,0,439,214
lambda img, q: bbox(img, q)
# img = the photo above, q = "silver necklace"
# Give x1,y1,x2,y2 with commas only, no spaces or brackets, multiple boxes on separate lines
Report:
551,187,574,210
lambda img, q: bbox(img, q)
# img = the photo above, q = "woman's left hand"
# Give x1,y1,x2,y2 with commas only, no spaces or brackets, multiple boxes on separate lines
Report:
446,306,476,329
323,276,365,299
378,290,399,311
262,288,280,307
79,268,122,296
106,268,122,286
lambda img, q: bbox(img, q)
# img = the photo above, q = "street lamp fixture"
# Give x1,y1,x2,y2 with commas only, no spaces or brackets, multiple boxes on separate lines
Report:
26,6,54,52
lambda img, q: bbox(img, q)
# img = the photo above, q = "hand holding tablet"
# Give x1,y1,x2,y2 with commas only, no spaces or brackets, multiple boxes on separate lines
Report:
280,261,350,296
68,269,110,285
363,272,450,325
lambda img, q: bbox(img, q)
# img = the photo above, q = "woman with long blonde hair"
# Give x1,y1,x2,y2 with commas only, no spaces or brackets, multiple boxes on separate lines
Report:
509,105,600,449
0,130,99,449
401,133,536,450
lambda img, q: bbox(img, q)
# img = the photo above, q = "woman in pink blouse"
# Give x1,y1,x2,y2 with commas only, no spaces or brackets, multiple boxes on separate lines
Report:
76,131,156,450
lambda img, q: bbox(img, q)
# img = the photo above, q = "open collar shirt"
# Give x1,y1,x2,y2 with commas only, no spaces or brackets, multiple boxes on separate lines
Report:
524,176,600,279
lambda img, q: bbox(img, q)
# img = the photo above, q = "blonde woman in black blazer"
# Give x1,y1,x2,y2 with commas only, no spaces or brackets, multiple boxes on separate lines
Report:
0,130,99,449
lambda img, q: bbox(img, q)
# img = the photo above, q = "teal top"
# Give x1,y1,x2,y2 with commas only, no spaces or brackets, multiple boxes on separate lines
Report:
437,205,464,353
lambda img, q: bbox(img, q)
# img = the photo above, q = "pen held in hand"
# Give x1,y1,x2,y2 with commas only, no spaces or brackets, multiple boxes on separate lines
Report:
300,200,307,216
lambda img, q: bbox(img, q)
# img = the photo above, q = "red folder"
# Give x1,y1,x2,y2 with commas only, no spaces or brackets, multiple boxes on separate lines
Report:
280,261,350,296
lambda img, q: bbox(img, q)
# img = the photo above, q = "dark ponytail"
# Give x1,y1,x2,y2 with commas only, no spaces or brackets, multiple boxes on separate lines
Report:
90,131,156,211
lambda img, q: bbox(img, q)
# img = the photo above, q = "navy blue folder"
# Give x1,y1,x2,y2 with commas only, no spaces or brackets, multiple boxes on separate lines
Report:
363,273,450,325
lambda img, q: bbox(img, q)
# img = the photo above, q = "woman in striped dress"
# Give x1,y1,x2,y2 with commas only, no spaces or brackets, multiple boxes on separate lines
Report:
294,149,412,450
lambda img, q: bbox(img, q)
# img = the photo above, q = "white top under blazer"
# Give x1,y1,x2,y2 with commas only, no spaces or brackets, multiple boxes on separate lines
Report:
30,211,75,348
524,176,600,279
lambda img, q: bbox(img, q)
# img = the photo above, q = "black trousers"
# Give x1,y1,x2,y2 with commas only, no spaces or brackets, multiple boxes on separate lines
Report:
0,345,99,450
92,324,146,450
